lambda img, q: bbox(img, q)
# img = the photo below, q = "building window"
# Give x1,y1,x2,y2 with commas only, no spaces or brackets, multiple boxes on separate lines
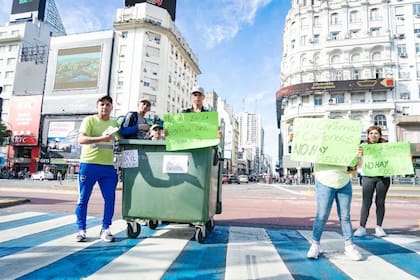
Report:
414,4,420,16
331,94,345,104
370,8,380,20
121,31,128,38
349,29,359,38
331,70,343,80
330,31,339,40
352,69,360,80
374,114,387,128
313,34,320,44
313,15,320,27
372,91,386,103
370,27,380,36
350,11,359,23
314,96,322,106
351,92,365,103
373,67,383,79
397,44,407,57
331,13,339,25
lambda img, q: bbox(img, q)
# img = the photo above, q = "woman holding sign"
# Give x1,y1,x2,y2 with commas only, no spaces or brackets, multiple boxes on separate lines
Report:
354,125,390,238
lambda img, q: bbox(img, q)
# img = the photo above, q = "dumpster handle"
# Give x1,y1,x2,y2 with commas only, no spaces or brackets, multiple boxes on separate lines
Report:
213,149,223,166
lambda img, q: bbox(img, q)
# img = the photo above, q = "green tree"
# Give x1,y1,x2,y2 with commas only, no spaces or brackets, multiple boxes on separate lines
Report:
0,123,12,145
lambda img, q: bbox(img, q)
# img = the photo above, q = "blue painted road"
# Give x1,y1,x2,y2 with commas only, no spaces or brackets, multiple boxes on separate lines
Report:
0,211,419,279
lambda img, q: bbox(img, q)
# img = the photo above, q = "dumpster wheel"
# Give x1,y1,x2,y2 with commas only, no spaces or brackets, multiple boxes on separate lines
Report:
127,221,141,238
194,226,206,243
148,220,159,230
205,219,215,232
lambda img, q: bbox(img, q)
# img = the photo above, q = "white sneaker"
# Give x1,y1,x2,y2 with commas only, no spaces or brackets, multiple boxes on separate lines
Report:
353,227,366,237
307,244,320,259
375,226,387,237
345,244,363,261
100,228,115,242
75,230,86,242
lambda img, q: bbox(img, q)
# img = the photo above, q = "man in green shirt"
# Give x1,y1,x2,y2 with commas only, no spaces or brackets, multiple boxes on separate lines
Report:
75,95,119,242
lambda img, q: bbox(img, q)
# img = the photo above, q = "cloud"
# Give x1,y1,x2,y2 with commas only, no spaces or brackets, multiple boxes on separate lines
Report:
199,0,272,48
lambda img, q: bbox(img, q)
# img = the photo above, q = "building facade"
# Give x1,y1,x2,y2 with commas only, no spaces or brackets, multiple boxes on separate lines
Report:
277,0,420,180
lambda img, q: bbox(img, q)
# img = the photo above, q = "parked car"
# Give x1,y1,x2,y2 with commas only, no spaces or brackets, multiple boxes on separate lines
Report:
238,175,249,183
222,174,229,184
228,175,240,184
31,171,54,180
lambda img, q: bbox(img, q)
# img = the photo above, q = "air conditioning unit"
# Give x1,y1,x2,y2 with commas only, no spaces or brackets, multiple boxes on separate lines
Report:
416,34,420,38
399,33,405,39
400,53,407,58
308,39,314,43
416,14,420,18
397,16,404,20
328,98,337,105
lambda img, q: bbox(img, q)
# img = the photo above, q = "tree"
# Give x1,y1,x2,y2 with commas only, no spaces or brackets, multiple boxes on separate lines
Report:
0,123,12,145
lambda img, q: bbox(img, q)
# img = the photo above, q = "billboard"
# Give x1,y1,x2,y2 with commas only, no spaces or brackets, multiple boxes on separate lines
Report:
8,95,43,146
43,30,113,114
125,0,177,21
11,0,46,20
47,121,81,154
54,46,102,90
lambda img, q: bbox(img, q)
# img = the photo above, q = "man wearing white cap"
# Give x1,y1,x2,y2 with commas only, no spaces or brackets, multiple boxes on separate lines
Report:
182,86,208,113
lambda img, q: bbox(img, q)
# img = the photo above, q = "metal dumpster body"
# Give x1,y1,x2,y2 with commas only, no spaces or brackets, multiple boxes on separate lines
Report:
118,139,222,242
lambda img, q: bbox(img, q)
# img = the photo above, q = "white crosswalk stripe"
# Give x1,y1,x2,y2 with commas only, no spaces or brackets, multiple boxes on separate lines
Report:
0,212,419,280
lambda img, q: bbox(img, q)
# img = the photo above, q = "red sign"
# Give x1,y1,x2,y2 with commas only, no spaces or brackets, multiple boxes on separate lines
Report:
8,95,42,146
13,135,38,146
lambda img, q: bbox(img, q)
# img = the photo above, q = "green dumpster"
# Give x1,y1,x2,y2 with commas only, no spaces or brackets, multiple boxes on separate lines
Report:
118,139,223,243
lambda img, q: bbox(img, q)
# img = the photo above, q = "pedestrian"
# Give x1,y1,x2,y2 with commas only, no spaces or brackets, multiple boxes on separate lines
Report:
307,161,363,261
354,125,390,237
75,95,120,243
182,86,209,113
181,86,223,139
57,171,62,185
120,99,152,139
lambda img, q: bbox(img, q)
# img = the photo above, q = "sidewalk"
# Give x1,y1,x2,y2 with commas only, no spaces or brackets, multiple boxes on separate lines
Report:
0,179,122,208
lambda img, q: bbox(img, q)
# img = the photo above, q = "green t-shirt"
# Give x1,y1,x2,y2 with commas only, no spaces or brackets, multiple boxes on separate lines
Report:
79,115,119,165
314,164,350,189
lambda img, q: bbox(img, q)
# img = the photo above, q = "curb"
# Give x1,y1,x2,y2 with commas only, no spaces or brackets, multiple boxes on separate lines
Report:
0,198,31,208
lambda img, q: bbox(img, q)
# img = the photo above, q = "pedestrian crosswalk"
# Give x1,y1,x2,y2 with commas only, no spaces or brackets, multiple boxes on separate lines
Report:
0,211,419,279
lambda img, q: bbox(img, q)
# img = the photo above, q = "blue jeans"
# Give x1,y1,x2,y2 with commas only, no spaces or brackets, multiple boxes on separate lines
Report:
311,180,354,245
75,163,118,231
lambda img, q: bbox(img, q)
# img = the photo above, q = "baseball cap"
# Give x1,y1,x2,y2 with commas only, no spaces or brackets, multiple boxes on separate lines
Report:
97,95,113,104
140,99,151,106
151,124,163,130
191,86,205,96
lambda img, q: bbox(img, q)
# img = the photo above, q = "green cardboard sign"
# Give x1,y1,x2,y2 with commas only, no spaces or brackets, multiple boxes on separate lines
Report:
291,118,362,166
164,112,219,151
362,142,414,176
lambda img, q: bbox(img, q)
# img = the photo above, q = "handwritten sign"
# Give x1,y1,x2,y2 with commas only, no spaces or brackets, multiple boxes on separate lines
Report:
164,112,219,151
162,155,189,173
362,142,414,176
121,149,138,168
291,118,362,166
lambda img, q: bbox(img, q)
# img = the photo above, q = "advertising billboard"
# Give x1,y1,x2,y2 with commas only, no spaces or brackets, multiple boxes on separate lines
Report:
53,46,102,90
47,121,81,154
11,0,46,20
43,30,113,114
8,95,43,146
125,0,177,21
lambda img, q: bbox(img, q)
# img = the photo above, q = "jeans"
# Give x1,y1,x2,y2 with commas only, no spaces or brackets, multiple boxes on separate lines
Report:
311,180,354,245
75,163,118,231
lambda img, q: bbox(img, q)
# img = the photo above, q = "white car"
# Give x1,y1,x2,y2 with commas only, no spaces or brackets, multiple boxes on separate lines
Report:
238,175,249,183
31,171,54,180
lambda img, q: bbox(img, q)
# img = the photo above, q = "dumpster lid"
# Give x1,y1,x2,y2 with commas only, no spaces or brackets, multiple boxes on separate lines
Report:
117,139,166,146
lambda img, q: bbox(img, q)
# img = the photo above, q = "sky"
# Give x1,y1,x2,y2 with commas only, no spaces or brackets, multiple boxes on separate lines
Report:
0,0,291,164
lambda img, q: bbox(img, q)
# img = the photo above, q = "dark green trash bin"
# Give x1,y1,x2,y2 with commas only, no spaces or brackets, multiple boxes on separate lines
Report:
118,139,223,243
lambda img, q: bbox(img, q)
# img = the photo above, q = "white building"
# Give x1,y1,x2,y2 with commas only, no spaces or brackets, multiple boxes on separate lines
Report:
277,0,420,179
111,3,200,119
238,112,263,175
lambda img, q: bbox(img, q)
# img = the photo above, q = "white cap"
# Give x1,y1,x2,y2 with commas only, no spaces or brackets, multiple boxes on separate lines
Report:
191,86,205,95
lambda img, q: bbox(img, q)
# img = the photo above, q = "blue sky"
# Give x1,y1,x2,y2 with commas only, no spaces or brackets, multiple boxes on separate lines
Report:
0,0,291,164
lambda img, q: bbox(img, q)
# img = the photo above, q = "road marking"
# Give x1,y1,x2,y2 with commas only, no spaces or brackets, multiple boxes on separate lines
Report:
225,226,293,279
0,211,45,223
